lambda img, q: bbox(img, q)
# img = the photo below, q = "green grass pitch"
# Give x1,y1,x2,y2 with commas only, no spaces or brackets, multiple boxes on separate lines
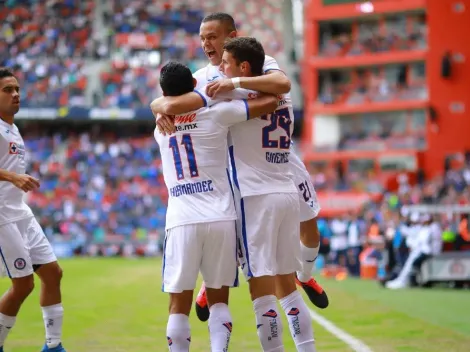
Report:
1,258,469,351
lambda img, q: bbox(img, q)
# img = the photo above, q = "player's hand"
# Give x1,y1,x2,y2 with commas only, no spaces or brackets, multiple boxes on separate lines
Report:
156,113,176,136
11,174,40,193
206,78,235,98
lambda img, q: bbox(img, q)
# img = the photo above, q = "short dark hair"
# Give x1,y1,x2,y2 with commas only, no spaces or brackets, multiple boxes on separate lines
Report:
223,37,265,76
159,62,194,97
0,67,16,81
202,12,237,32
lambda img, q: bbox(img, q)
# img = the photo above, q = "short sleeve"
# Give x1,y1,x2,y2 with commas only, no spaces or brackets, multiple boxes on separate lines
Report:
193,89,209,107
211,100,249,128
263,55,284,74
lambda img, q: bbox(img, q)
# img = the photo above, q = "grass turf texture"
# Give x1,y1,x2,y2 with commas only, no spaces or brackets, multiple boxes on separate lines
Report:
1,258,469,351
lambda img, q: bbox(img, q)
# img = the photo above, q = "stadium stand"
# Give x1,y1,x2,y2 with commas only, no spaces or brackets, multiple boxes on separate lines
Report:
3,0,469,286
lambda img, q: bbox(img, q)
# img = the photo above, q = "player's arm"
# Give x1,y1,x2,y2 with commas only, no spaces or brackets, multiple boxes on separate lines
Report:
206,71,290,98
0,169,40,192
214,94,278,127
238,70,291,95
150,90,208,116
245,93,279,119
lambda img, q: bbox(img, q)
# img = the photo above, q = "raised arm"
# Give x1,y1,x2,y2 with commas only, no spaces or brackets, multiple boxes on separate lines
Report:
150,91,207,116
238,70,291,95
206,71,291,98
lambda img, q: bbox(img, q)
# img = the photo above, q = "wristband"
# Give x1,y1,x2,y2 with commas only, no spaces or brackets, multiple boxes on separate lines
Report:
231,77,241,89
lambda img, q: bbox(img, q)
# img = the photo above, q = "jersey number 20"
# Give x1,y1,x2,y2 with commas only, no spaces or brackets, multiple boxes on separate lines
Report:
169,134,199,180
261,107,291,149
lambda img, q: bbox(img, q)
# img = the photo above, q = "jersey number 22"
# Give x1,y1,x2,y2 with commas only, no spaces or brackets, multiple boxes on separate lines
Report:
169,134,199,180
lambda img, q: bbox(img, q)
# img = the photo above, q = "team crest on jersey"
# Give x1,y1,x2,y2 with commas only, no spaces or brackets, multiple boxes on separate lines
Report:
14,258,26,270
9,142,19,154
9,142,25,159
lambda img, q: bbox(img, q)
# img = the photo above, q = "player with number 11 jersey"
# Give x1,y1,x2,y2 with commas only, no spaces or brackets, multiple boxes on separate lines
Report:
152,61,279,352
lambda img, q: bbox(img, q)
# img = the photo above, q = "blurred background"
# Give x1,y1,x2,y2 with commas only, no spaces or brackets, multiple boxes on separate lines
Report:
2,0,469,289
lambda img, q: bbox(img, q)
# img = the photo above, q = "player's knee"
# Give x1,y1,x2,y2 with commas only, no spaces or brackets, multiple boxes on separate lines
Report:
38,263,63,286
11,275,35,299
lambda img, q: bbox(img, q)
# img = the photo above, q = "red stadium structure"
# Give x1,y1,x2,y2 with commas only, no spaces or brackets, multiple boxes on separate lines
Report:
301,0,470,216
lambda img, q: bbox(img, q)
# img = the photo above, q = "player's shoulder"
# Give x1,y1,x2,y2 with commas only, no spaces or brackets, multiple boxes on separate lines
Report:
193,65,208,78
263,55,282,73
264,55,276,62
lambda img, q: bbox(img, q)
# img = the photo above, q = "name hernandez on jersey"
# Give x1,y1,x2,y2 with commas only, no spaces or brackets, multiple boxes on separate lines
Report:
0,119,34,226
154,95,250,230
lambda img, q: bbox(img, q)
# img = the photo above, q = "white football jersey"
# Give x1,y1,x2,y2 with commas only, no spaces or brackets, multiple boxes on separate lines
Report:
194,55,284,90
154,96,250,230
0,119,33,226
194,55,297,197
212,88,296,197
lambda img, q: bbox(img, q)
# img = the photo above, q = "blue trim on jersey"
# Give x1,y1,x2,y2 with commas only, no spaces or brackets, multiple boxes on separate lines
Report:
242,99,249,120
228,146,240,190
0,246,12,278
193,90,207,107
264,68,285,75
226,169,236,206
161,234,168,292
240,198,253,278
233,224,239,288
226,169,239,287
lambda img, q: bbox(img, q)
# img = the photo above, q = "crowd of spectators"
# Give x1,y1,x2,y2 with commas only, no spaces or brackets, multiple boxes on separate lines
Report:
319,13,427,57
1,0,93,107
316,153,470,284
318,63,427,106
1,0,285,109
21,124,167,255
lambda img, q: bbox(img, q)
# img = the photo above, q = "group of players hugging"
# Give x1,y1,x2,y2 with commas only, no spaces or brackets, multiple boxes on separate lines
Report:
0,12,329,352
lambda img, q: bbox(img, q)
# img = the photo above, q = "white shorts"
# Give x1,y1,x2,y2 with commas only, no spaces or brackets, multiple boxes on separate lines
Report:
162,220,238,293
0,217,57,279
236,193,301,280
294,171,321,222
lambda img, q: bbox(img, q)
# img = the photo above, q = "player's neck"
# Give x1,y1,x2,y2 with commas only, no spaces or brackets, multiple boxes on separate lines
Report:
0,115,14,125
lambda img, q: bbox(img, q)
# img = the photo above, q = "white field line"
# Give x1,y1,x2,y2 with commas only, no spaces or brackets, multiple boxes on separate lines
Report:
308,308,374,352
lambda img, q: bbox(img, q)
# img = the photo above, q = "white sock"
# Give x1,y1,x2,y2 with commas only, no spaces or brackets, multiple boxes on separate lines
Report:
279,290,316,351
253,295,284,352
166,314,190,352
0,313,16,348
297,243,320,283
42,303,64,348
208,303,233,352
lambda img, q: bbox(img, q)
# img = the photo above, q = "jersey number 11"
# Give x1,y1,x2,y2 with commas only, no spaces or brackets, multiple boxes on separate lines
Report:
169,134,199,180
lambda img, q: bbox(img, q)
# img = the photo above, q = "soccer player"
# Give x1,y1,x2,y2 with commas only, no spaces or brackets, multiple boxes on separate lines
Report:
153,39,317,352
0,67,66,352
155,12,328,311
153,62,278,351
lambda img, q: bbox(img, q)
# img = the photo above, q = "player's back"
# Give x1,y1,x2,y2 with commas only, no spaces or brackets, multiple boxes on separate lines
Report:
154,105,237,230
0,119,32,225
212,89,296,198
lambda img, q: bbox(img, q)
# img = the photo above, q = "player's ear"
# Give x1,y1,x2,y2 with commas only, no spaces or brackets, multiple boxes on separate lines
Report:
193,78,197,88
240,61,249,76
228,30,237,39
